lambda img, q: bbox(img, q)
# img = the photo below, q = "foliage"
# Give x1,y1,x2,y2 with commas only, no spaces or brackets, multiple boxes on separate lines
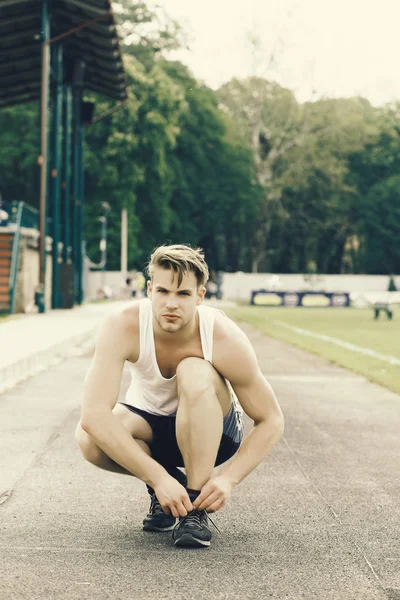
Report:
217,79,386,273
161,61,261,272
0,103,40,204
0,1,399,276
84,54,184,269
218,77,304,271
82,55,260,272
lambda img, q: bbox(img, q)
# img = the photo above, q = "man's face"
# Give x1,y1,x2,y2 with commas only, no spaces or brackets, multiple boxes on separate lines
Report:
148,267,205,334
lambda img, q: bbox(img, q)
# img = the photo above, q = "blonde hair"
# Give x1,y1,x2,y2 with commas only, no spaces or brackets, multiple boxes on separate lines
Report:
147,244,209,288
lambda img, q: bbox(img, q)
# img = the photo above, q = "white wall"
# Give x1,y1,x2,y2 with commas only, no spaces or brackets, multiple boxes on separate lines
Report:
85,270,128,301
220,273,400,301
85,270,400,302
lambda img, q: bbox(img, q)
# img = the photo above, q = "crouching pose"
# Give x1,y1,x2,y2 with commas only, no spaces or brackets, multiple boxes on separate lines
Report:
76,244,284,548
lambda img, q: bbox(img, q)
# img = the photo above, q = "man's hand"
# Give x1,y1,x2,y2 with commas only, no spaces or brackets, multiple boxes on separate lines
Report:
153,475,193,518
193,475,233,513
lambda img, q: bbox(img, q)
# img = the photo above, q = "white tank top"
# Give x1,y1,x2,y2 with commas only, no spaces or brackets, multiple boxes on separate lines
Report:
124,299,242,417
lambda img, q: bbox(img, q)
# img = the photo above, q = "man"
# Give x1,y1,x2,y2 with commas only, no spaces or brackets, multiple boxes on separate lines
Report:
76,244,284,548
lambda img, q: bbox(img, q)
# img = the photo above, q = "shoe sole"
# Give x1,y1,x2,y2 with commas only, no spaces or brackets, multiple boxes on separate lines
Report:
143,523,176,532
173,533,211,547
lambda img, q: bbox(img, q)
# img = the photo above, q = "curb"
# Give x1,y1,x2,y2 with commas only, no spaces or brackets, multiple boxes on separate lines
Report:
0,329,97,396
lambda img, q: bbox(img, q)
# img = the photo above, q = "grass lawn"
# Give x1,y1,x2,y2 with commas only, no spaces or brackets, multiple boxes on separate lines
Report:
224,305,400,395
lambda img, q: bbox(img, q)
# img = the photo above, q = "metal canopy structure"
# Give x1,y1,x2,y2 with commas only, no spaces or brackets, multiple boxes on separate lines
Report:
0,0,128,312
0,0,127,109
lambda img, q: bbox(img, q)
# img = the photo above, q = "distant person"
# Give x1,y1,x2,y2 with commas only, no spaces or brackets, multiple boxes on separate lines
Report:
97,285,113,300
266,274,281,291
126,272,138,298
76,244,284,548
206,279,218,299
215,271,224,300
125,276,133,298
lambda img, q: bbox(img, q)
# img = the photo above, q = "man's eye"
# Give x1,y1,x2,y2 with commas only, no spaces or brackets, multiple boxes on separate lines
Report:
179,292,190,296
158,290,167,294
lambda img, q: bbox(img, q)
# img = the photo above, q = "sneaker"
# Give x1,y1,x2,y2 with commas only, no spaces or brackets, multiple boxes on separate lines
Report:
172,510,212,547
143,493,176,532
142,467,187,533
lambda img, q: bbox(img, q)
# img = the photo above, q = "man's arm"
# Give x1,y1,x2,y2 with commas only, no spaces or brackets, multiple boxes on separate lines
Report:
80,308,167,487
80,307,193,517
194,316,284,512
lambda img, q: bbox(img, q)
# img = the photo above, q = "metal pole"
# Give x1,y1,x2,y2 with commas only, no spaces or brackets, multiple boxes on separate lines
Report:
38,0,50,313
99,216,106,288
99,202,110,289
71,86,81,304
51,43,63,309
62,85,72,263
36,9,111,312
121,208,127,279
77,123,85,304
104,212,108,275
35,12,112,313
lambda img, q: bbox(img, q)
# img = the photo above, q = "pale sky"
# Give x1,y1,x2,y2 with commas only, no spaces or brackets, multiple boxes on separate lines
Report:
159,0,400,106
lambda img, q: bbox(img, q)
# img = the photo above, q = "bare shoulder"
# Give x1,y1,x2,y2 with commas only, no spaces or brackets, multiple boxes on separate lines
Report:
212,309,258,382
97,300,141,362
213,308,252,350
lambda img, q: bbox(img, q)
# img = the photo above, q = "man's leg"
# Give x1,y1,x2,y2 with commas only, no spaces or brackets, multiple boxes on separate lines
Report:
175,357,231,492
76,405,182,532
75,403,153,475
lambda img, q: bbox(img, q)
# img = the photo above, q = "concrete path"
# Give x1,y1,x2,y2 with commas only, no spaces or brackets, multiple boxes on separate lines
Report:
0,301,131,395
0,314,399,599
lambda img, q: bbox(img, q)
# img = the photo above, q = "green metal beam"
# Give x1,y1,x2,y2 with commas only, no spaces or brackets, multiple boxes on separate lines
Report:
51,43,63,308
77,123,85,304
37,0,50,314
62,85,72,264
71,85,82,304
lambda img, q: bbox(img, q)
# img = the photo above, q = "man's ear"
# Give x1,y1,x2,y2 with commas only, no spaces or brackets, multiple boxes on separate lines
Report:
147,280,152,298
197,286,206,305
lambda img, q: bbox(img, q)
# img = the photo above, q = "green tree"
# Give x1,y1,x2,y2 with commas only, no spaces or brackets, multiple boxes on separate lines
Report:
162,61,261,271
358,174,400,274
218,77,318,271
84,54,184,270
0,103,40,204
275,97,379,274
218,78,383,273
345,103,400,273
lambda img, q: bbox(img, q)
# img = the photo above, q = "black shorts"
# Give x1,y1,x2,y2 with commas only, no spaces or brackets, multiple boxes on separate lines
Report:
119,402,243,468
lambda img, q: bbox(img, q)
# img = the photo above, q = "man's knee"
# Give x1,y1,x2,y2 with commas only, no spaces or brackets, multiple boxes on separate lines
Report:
176,357,218,399
75,423,104,466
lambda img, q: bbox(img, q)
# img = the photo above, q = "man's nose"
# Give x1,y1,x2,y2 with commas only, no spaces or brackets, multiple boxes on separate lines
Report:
166,295,178,309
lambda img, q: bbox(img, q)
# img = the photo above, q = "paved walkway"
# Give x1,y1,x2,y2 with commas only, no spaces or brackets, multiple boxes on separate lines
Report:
0,305,399,599
0,300,131,395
